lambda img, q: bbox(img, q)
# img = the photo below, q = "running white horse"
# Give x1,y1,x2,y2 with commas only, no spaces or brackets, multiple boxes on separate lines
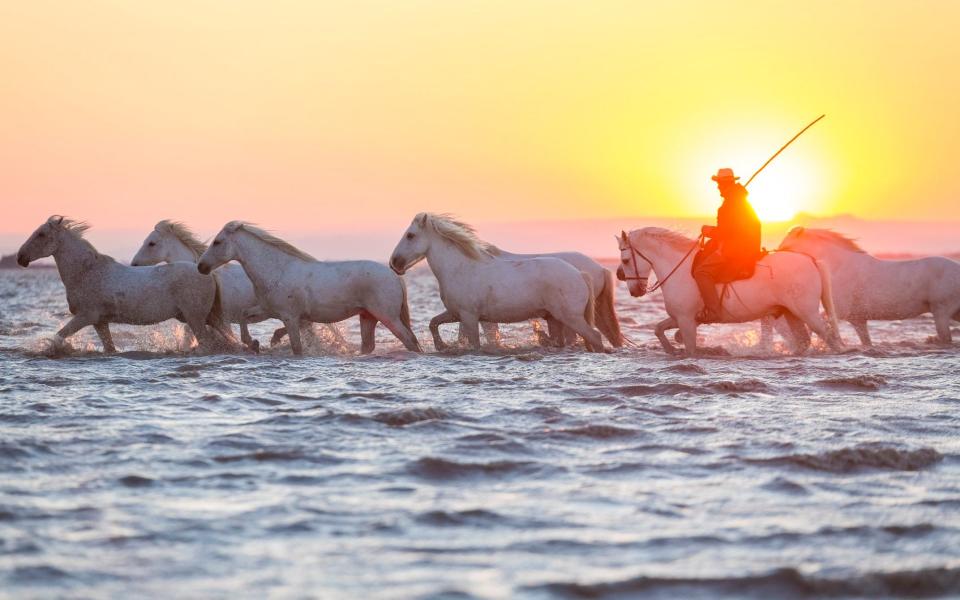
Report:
389,213,605,352
197,221,421,355
17,216,234,352
617,228,843,356
768,227,960,345
131,220,342,350
483,247,623,347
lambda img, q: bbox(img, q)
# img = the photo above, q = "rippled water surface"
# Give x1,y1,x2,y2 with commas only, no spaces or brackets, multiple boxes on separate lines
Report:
2,267,959,599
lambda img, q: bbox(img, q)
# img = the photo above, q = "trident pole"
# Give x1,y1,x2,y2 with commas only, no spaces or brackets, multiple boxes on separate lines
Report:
743,114,825,188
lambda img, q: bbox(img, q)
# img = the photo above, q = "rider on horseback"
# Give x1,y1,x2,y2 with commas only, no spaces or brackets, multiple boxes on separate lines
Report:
693,168,762,323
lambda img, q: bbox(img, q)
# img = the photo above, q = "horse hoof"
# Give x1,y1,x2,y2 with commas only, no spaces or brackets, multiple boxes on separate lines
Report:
249,340,260,354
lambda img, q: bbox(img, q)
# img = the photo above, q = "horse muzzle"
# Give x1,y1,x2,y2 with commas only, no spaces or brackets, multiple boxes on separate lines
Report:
197,262,211,275
390,256,406,275
616,266,625,281
16,253,29,268
629,282,648,297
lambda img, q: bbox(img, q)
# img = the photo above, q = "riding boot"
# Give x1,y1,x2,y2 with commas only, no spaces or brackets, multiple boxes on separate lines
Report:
694,273,722,323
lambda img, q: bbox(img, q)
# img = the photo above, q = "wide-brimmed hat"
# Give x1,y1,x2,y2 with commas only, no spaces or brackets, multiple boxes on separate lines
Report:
711,168,740,182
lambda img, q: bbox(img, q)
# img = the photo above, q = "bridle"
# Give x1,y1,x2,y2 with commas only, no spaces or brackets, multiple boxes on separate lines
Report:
620,233,703,295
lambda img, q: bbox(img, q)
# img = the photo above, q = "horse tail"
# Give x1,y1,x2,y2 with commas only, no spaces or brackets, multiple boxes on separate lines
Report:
814,258,842,345
595,268,623,347
399,277,414,332
206,275,236,343
581,271,596,327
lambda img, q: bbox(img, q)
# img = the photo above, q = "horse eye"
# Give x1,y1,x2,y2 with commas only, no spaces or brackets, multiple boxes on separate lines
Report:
148,242,156,247
622,258,629,264
406,232,415,240
212,240,220,246
37,232,45,238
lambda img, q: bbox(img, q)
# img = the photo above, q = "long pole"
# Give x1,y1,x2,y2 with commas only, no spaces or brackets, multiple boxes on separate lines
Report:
744,114,825,188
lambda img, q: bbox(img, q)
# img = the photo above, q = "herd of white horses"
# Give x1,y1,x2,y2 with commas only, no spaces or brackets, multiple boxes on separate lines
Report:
14,214,960,356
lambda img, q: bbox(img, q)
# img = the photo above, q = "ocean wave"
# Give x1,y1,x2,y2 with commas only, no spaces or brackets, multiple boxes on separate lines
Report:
406,457,553,480
817,374,888,390
526,565,960,599
373,406,453,427
749,443,943,473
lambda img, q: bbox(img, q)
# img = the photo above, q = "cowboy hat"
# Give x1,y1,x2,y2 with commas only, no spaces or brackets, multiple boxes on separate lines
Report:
711,167,740,182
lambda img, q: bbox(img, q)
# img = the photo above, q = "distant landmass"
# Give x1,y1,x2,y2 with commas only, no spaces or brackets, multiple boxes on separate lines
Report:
0,254,54,269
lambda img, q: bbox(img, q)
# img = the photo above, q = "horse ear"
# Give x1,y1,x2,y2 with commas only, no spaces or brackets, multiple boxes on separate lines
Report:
620,230,628,242
225,221,242,233
417,213,428,227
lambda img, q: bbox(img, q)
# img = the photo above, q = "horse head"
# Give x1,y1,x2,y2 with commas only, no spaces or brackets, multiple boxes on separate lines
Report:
389,213,431,275
17,216,73,267
197,222,243,274
616,230,651,297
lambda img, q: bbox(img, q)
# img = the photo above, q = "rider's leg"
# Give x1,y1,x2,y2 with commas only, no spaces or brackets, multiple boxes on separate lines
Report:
692,254,725,323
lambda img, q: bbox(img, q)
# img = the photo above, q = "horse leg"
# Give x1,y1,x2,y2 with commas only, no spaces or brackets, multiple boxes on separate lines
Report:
93,322,117,353
482,322,502,346
793,305,842,352
56,314,95,341
283,317,304,355
933,309,953,344
557,314,604,353
429,310,457,351
759,316,775,350
782,312,811,354
677,317,699,356
654,316,679,355
544,316,565,347
359,311,377,354
850,319,872,346
459,312,482,349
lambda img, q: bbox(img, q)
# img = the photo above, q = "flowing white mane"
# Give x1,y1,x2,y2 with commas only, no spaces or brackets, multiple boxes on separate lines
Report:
155,220,207,258
418,213,497,260
49,215,91,238
640,227,698,251
228,221,316,262
47,215,100,255
783,227,866,253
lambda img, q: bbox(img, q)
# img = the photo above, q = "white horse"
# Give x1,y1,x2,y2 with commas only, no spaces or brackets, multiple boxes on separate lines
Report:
197,221,421,355
484,247,623,347
130,220,342,350
389,213,605,352
617,227,843,356
17,216,234,352
768,227,960,345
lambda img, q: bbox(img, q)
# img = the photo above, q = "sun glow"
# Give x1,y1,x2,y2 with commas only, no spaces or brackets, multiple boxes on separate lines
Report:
742,159,812,222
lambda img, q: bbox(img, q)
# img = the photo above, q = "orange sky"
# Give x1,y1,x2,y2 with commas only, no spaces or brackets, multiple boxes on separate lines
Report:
2,1,959,237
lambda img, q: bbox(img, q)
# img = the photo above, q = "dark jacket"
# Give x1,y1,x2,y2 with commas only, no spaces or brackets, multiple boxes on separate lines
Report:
711,184,761,268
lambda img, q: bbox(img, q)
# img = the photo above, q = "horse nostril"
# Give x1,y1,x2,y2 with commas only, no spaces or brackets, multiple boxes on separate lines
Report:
391,257,404,273
16,253,28,267
197,263,209,275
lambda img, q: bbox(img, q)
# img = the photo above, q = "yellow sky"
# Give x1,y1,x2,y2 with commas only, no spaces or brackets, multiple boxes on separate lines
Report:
1,0,959,234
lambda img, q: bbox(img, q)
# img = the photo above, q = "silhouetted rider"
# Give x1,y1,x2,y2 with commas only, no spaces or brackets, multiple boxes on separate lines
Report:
693,168,762,323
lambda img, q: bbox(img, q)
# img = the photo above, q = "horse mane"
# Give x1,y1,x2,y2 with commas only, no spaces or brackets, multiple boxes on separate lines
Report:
229,221,316,262
418,213,497,260
47,215,100,255
155,220,207,258
640,227,697,251
783,227,866,253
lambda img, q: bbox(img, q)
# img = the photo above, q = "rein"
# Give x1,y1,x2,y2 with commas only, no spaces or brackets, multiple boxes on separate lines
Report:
622,234,703,295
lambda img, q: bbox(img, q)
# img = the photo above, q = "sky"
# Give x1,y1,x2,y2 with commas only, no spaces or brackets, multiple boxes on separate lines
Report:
2,1,959,254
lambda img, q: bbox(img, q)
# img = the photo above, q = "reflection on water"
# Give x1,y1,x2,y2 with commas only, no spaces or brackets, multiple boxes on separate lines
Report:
1,268,959,598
